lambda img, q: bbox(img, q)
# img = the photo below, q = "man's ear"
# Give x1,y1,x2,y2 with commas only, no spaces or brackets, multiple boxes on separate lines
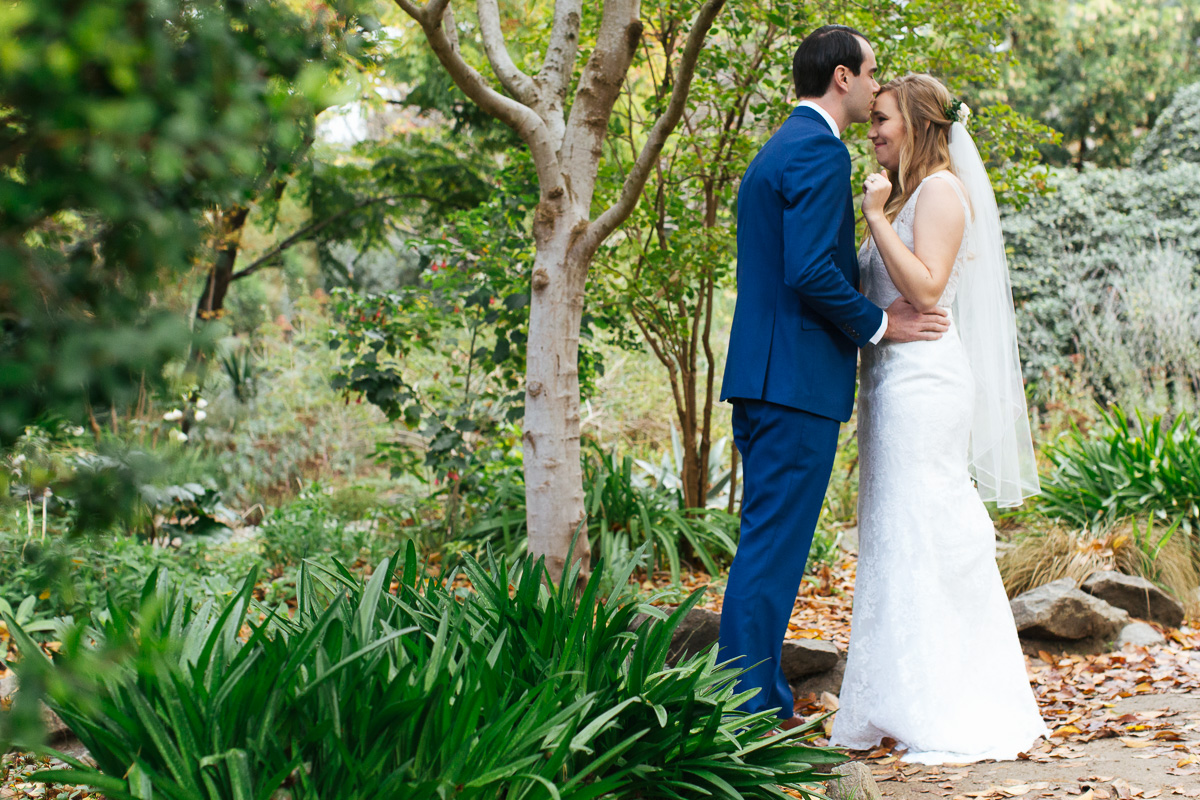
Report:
833,64,850,93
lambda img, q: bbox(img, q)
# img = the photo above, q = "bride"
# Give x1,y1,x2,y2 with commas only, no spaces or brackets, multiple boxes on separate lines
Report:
828,74,1048,764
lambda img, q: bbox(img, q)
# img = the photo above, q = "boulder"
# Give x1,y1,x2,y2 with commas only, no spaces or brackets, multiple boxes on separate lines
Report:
793,650,847,698
0,671,73,742
825,761,883,800
666,606,723,663
1010,578,1129,640
1116,621,1167,648
1081,570,1185,629
631,607,843,679
781,637,840,681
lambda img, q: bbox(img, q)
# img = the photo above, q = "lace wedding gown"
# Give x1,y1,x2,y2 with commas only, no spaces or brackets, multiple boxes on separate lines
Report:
829,172,1047,764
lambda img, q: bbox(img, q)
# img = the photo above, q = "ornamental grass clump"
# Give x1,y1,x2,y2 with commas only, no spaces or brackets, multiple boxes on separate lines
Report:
2,544,840,800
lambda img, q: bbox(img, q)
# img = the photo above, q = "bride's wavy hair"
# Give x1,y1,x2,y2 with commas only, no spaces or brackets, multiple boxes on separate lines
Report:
878,74,956,222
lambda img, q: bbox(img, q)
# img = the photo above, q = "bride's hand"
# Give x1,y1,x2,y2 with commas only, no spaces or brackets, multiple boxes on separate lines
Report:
862,170,891,221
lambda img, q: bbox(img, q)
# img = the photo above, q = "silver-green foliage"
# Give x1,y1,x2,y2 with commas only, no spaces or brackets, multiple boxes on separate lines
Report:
1062,244,1200,415
1002,163,1200,390
1134,81,1200,171
4,547,839,800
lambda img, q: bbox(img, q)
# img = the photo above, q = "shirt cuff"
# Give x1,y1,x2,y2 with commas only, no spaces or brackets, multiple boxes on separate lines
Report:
868,312,888,345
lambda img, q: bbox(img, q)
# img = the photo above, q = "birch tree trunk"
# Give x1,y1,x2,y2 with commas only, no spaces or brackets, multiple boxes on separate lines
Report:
393,0,726,584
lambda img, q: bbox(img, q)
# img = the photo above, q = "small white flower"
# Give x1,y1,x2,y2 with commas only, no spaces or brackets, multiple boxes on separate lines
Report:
196,398,209,409
194,410,207,422
959,103,972,126
12,454,26,466
163,409,184,422
171,430,189,443
68,426,85,436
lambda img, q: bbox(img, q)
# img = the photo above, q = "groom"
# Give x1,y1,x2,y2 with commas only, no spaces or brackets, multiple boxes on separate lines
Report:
718,25,949,728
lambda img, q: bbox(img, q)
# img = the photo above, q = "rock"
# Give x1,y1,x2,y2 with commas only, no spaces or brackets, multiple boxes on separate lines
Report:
1116,621,1167,648
793,650,847,698
666,606,723,663
0,672,17,702
781,637,839,681
1081,570,1185,629
1010,578,1129,640
825,761,883,800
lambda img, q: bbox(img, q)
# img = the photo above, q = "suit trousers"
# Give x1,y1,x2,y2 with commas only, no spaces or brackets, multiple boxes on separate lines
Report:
718,398,841,719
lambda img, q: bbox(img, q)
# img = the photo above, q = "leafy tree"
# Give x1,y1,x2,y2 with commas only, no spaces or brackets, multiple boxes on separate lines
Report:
1003,0,1200,168
0,0,370,448
390,0,727,582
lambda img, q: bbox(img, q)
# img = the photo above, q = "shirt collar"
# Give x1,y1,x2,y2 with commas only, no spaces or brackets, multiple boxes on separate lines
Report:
797,100,840,138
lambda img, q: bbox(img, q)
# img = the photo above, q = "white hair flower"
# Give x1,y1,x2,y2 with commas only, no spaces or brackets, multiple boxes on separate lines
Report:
196,398,208,409
163,409,184,422
171,430,189,443
194,410,207,422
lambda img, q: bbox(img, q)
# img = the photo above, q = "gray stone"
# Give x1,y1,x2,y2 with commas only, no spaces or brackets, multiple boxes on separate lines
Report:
825,761,883,800
1010,578,1129,640
1116,621,1167,648
1081,570,1185,629
0,672,17,701
780,637,840,681
0,670,73,743
793,651,847,698
666,606,723,663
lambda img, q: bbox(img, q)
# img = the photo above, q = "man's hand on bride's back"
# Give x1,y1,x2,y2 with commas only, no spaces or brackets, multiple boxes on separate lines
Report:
882,298,950,342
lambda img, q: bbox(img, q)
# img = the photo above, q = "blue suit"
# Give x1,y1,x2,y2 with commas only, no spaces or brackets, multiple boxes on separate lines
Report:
719,106,885,719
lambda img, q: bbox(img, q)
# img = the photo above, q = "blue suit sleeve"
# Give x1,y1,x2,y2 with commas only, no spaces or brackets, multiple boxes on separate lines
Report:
781,137,885,347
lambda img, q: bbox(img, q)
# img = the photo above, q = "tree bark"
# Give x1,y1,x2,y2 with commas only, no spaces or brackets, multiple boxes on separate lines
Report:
524,213,591,580
196,205,250,322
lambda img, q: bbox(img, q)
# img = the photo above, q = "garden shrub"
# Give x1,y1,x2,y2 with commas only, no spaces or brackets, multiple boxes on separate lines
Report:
1039,406,1200,535
1001,163,1200,396
4,547,841,799
1134,80,1200,171
463,441,740,582
1060,244,1200,414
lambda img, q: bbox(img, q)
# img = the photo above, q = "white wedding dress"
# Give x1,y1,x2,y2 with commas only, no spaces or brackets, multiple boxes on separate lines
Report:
829,172,1048,764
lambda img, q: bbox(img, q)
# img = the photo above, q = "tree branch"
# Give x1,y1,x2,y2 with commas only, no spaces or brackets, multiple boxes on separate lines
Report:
229,194,422,282
559,0,644,211
584,0,726,252
476,0,537,103
537,0,583,110
392,0,566,199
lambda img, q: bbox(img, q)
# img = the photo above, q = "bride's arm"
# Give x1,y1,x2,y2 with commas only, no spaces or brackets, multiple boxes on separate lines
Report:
861,173,964,313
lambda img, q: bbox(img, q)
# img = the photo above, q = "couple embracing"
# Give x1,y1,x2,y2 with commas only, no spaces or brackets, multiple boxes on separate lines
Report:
719,25,1047,764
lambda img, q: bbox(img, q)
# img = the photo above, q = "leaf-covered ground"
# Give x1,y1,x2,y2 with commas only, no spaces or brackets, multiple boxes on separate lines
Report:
679,549,1200,799
4,547,1199,800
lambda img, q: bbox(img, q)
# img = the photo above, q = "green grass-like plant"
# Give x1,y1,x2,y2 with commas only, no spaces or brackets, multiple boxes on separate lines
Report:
1040,406,1200,535
3,545,840,799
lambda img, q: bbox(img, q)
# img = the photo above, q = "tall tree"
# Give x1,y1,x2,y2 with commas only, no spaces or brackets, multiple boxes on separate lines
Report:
391,0,726,582
1004,0,1200,168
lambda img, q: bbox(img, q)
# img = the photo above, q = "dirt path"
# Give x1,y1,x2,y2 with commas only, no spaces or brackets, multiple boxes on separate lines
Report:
865,688,1200,799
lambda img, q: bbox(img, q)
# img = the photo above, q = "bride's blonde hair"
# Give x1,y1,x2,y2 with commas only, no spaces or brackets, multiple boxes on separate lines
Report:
878,74,957,222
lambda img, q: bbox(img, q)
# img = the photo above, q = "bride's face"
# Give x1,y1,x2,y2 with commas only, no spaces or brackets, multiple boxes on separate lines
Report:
867,91,905,172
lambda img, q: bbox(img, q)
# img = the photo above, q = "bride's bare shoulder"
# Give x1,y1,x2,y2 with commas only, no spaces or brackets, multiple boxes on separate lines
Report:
913,176,966,231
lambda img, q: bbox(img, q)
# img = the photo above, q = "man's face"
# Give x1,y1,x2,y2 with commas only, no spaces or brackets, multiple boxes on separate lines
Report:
844,37,880,124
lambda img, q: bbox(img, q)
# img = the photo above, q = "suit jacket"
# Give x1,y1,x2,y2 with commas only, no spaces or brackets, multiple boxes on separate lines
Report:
720,105,885,422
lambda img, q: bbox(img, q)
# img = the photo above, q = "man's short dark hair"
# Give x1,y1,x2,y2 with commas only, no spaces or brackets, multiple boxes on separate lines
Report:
792,25,868,99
